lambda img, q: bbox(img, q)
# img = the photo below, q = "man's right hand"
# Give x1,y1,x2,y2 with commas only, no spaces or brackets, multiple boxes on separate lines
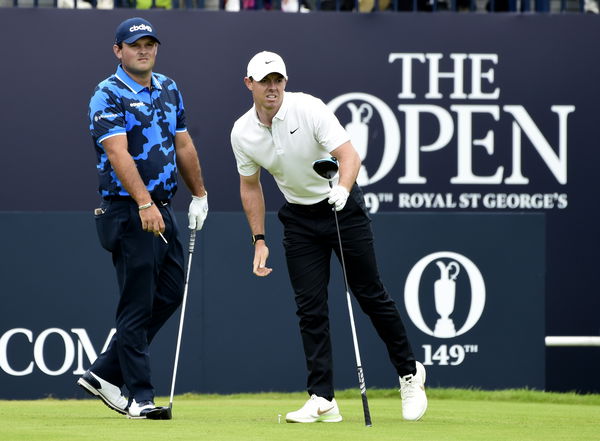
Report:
139,203,165,235
253,241,273,277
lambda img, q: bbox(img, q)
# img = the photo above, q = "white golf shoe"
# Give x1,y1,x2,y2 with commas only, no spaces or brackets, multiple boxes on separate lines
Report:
399,361,428,421
77,370,128,415
286,394,343,423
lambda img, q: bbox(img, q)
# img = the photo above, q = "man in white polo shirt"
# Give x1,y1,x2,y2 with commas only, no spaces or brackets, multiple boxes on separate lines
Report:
230,51,428,423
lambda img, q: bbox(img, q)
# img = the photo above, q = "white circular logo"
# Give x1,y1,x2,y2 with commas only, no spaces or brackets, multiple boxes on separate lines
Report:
327,93,400,186
404,251,486,338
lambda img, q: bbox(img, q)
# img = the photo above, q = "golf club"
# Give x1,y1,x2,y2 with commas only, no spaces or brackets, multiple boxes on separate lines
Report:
312,157,373,427
166,229,197,420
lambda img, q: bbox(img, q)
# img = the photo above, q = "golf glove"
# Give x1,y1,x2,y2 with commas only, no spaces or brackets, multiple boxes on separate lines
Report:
327,185,349,212
188,193,208,230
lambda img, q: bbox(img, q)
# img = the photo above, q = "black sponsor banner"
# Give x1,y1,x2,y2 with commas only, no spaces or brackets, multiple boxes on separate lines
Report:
0,212,543,398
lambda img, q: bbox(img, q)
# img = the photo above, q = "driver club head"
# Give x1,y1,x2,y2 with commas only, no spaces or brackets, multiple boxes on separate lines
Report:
312,157,339,180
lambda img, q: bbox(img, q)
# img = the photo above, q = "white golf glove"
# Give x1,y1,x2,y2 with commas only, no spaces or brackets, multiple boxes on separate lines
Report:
188,193,208,230
327,185,349,212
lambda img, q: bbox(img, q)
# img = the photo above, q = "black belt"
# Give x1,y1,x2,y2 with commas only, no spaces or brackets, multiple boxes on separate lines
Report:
103,195,170,206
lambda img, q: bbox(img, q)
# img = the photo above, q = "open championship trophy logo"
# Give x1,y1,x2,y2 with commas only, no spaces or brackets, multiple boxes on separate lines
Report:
328,93,401,187
433,261,460,338
344,102,373,186
404,252,486,338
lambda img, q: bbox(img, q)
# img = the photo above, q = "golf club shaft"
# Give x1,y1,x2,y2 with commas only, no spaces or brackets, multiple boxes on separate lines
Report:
333,207,372,427
169,229,196,408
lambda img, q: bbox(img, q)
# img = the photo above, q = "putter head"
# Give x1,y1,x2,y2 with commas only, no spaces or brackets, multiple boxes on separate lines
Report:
312,157,339,180
164,406,173,420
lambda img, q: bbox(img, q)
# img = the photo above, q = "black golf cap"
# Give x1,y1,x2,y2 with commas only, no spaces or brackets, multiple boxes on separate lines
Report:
115,17,161,45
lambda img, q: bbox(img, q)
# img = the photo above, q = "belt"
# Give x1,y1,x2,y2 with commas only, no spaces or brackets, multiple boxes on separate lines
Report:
103,195,171,206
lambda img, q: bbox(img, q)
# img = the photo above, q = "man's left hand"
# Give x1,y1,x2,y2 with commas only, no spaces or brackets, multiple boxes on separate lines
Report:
327,185,349,211
188,193,208,230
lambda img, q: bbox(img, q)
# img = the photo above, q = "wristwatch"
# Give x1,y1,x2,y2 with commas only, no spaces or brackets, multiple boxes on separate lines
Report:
252,234,265,245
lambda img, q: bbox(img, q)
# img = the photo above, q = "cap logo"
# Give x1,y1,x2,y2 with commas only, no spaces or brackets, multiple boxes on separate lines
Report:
265,60,276,64
129,24,152,33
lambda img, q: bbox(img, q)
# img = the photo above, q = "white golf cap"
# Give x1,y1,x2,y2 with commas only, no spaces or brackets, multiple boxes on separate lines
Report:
247,51,288,81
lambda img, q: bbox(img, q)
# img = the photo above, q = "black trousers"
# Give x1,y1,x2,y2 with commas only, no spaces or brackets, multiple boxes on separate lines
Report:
90,198,184,402
278,185,415,399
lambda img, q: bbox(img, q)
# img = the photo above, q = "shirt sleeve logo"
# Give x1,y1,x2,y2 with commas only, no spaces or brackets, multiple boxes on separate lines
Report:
95,113,119,121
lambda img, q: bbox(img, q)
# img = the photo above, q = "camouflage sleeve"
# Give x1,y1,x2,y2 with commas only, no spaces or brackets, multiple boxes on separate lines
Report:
89,84,127,145
175,88,187,132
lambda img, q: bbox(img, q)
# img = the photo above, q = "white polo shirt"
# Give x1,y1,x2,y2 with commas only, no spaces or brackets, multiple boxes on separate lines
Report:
231,92,350,205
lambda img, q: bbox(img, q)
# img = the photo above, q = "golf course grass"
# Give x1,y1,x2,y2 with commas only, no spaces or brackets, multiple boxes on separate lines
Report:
1,388,598,441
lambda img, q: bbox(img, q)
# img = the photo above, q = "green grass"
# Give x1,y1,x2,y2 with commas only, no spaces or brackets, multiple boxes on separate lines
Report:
1,389,599,441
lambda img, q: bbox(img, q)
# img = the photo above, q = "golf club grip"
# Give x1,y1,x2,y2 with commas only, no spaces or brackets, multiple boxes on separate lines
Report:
361,391,372,426
188,229,196,253
357,365,372,426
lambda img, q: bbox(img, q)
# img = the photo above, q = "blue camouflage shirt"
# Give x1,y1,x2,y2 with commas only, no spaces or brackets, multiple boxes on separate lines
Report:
89,64,187,201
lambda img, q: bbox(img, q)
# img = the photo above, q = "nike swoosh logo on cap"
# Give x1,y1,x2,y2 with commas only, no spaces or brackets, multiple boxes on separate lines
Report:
265,60,276,64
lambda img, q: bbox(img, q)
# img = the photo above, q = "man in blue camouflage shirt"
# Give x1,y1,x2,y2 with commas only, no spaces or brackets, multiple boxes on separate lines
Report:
78,17,208,420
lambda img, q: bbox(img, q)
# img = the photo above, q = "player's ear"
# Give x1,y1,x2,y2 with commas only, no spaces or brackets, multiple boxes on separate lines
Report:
244,77,253,91
113,44,122,60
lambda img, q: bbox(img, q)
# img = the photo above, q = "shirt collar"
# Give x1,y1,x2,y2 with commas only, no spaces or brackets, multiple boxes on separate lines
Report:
114,65,162,94
253,92,289,127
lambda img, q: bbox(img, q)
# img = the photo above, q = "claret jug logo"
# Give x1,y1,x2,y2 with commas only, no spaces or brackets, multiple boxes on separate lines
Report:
328,93,400,188
404,251,485,338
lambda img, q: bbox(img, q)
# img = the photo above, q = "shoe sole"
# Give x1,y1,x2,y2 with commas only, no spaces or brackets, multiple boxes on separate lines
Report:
77,378,127,415
286,415,343,423
127,406,172,420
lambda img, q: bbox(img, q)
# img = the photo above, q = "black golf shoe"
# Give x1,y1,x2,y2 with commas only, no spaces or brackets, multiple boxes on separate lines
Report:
127,399,172,420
